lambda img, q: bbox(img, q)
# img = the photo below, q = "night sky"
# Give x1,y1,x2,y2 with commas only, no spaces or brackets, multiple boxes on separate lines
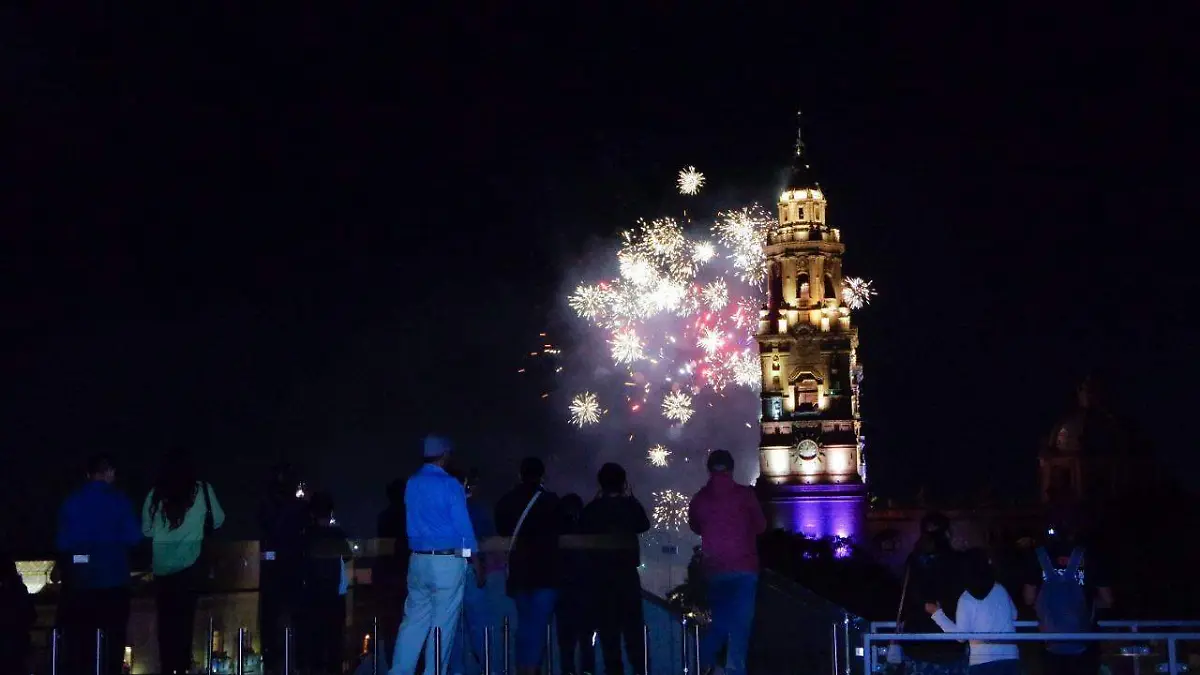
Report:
3,6,1194,548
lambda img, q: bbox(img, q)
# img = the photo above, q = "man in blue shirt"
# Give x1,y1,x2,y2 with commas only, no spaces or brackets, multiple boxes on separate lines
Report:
390,435,478,675
55,453,143,675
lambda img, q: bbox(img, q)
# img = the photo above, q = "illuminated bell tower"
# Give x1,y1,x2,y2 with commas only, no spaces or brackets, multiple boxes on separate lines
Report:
755,113,867,541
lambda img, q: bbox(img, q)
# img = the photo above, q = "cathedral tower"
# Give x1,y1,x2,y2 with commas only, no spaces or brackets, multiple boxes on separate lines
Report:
756,115,867,541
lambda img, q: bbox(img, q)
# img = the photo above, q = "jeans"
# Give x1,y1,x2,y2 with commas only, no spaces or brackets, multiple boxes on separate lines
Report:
511,588,558,669
452,566,492,675
390,554,468,675
155,565,199,674
700,572,758,675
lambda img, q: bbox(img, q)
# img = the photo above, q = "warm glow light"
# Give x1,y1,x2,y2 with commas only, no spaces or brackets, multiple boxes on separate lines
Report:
764,447,791,475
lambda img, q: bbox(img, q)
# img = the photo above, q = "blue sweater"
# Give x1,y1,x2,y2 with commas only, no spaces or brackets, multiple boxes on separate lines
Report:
55,481,143,589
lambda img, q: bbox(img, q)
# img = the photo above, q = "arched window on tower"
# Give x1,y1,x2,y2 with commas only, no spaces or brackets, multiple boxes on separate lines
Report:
797,273,810,305
769,263,783,310
824,274,836,302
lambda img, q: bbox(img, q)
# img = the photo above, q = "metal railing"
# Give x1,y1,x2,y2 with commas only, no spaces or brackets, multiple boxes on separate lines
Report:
870,620,1200,632
861,631,1200,675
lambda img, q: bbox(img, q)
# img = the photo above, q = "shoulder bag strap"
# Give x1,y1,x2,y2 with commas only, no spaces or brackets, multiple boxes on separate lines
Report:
201,482,215,535
508,490,542,555
895,561,912,630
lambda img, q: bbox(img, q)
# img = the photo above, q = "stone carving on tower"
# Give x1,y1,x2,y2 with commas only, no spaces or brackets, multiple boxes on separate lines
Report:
755,113,868,540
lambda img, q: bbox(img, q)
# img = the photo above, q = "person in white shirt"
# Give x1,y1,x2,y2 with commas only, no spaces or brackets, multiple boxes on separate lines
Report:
926,548,1022,675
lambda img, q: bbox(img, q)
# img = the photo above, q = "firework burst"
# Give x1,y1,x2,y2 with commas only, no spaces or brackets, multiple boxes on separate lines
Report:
842,277,876,310
652,490,690,530
647,444,672,467
677,166,706,195
568,392,603,427
610,330,645,364
662,390,694,424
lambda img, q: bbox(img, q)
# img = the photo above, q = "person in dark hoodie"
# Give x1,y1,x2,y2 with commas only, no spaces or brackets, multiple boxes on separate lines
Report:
300,492,351,675
259,464,310,675
897,513,968,675
494,457,560,675
556,494,596,675
580,463,651,675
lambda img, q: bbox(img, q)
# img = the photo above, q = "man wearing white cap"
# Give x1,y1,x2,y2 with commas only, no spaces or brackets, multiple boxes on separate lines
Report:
390,435,478,675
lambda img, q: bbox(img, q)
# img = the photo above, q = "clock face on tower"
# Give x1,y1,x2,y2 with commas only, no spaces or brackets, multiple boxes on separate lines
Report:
795,438,820,461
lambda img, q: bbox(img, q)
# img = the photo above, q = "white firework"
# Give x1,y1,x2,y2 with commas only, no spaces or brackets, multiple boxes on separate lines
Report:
692,241,716,264
568,284,611,320
842,277,876,310
569,392,603,427
661,390,694,424
713,206,773,283
702,279,728,311
647,444,672,467
729,350,761,389
677,166,706,195
610,330,645,364
697,326,726,356
652,489,690,530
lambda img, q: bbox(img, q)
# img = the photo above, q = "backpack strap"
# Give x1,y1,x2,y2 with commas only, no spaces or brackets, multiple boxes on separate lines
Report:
1035,546,1055,576
1065,547,1085,575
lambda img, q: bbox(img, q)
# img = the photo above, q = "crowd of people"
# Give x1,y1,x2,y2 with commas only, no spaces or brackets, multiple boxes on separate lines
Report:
894,513,1115,675
14,439,1117,675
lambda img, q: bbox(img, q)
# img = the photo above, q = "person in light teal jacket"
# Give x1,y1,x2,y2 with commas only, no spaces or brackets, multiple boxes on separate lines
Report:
142,457,225,675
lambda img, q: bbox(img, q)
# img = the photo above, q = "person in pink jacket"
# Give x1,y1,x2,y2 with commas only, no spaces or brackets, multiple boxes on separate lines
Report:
687,449,767,675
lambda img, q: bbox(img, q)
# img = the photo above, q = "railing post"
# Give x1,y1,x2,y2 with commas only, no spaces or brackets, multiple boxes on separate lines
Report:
642,623,649,675
1167,636,1179,675
503,617,511,675
844,613,852,675
434,627,443,675
206,616,215,675
692,622,701,675
831,623,839,675
484,626,492,675
545,621,553,675
373,616,380,675
863,634,874,675
284,625,292,675
681,618,689,675
237,627,246,675
51,628,60,675
95,628,105,675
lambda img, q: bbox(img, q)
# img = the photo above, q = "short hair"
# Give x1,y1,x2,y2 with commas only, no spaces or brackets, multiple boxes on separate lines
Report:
310,492,335,520
597,462,627,493
706,449,734,473
519,457,545,484
86,453,115,477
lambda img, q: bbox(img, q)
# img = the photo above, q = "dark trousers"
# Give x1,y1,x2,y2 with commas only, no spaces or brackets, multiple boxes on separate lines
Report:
1043,649,1100,675
594,571,645,675
557,589,596,675
58,586,130,675
260,562,300,674
300,593,346,675
156,566,200,675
